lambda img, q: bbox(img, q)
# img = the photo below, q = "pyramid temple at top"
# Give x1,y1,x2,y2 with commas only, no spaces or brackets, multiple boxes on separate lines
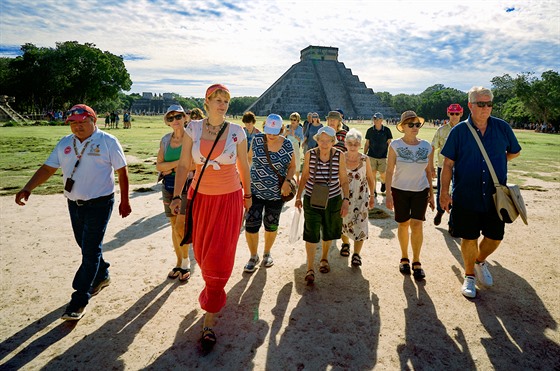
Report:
246,45,397,119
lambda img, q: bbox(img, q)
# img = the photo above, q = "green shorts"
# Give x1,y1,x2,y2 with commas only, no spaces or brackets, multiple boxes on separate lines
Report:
303,195,343,243
162,187,187,217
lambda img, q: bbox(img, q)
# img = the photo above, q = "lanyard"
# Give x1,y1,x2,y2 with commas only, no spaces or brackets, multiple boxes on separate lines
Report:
69,136,91,179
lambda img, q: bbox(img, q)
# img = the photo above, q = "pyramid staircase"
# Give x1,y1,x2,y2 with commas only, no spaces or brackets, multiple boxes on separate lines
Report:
0,96,29,124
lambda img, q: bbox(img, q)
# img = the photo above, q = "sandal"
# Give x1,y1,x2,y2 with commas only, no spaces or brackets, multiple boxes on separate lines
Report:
168,267,181,279
399,258,411,275
340,243,351,257
178,268,191,282
305,269,315,285
351,253,362,267
319,259,330,273
412,262,425,280
201,327,217,351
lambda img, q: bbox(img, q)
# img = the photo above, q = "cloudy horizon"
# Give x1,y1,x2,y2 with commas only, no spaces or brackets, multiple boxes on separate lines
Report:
1,0,559,98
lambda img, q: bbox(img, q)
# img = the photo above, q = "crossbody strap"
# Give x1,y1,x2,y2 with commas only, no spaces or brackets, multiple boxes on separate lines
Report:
263,136,284,182
190,121,229,199
465,122,500,185
312,148,333,184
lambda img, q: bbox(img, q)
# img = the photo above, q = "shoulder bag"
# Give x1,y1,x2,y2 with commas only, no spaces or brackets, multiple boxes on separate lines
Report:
309,148,333,209
263,136,297,202
181,122,229,245
466,123,527,225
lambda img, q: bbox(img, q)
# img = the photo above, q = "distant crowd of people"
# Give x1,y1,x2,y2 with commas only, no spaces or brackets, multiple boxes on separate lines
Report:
15,85,522,353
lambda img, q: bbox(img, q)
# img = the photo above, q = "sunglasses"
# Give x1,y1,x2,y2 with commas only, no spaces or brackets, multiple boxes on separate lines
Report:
449,112,461,116
166,114,184,122
67,108,92,117
474,101,493,108
290,118,298,121
407,122,423,128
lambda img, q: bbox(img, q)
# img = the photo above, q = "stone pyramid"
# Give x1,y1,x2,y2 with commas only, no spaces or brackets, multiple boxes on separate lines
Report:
246,46,397,119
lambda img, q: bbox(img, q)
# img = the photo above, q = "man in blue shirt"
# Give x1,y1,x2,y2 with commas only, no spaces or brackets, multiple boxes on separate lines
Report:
440,87,521,299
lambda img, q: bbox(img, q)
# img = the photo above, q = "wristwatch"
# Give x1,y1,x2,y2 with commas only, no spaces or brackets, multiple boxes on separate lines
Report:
343,197,350,201
172,195,182,201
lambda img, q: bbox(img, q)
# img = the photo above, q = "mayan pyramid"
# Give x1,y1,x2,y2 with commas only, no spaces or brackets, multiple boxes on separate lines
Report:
246,46,397,119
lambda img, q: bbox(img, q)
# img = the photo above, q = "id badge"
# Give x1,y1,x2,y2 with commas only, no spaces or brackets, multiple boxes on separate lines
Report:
64,178,75,192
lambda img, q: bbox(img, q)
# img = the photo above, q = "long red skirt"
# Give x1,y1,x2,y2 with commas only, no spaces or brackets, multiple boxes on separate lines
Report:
192,190,243,313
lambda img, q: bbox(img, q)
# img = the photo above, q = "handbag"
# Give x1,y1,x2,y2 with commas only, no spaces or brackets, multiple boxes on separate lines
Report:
263,136,297,202
181,122,229,245
466,123,528,224
309,148,333,209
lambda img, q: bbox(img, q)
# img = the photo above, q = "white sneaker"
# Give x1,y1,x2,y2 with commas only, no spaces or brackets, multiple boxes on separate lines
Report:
461,276,476,298
263,253,274,267
474,261,493,287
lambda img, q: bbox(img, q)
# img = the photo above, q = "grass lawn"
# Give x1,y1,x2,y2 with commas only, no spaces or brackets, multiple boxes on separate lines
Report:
1,116,558,196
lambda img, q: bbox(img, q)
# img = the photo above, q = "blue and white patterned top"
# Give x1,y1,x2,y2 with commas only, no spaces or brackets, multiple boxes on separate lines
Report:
250,133,294,200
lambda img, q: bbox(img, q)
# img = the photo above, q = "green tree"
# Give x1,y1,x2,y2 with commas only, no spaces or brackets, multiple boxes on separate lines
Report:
4,41,131,113
229,96,258,115
514,70,560,125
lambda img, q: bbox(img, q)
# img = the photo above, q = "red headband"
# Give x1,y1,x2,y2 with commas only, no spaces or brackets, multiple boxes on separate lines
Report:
205,84,229,100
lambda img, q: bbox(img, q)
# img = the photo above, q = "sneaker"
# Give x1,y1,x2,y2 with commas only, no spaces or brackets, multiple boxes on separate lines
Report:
474,261,493,287
90,276,111,297
61,306,86,321
461,276,476,298
263,253,274,267
243,256,260,273
434,212,443,226
380,183,386,193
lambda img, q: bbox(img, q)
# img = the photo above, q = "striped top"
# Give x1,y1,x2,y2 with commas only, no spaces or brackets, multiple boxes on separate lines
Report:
304,148,342,199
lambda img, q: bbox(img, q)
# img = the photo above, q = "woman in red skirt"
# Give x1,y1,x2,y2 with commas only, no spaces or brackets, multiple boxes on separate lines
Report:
170,84,251,351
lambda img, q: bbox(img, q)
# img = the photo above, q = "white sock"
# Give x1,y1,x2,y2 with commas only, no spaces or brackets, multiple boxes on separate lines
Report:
181,258,190,270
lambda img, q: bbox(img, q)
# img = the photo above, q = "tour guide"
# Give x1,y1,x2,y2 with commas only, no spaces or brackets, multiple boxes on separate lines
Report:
15,104,132,321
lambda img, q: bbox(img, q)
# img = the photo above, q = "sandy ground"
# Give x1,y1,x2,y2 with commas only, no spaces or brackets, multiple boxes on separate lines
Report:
1,179,559,370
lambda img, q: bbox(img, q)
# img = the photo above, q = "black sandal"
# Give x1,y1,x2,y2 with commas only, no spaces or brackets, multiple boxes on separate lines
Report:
340,243,351,257
201,327,217,351
351,253,362,267
319,259,330,273
412,262,425,280
399,258,411,275
305,269,315,285
168,267,181,279
178,268,190,282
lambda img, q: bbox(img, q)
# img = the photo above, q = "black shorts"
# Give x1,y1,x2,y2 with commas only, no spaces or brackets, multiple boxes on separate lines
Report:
245,196,284,233
391,187,429,223
451,205,505,240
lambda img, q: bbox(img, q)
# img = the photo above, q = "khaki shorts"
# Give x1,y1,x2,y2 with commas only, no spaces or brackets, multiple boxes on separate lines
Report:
369,157,387,172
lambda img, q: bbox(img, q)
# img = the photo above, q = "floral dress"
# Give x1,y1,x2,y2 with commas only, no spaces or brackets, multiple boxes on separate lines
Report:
342,154,369,241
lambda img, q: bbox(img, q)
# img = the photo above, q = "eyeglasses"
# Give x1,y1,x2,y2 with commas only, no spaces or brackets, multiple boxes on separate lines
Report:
166,114,184,122
290,118,298,121
407,122,423,128
449,112,461,116
67,108,92,117
474,101,493,108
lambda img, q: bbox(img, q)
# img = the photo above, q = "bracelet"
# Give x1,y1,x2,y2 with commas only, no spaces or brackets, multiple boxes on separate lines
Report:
243,194,252,199
343,197,350,201
172,195,182,201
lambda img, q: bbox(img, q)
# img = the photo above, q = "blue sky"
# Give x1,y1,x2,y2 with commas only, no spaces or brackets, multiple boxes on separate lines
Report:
1,0,559,97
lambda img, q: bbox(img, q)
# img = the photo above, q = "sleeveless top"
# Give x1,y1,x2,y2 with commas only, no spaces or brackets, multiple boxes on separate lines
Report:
304,148,342,199
390,138,432,192
250,133,294,200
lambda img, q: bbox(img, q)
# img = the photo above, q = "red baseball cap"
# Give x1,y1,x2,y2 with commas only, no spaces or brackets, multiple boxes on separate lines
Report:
66,104,97,123
447,104,463,113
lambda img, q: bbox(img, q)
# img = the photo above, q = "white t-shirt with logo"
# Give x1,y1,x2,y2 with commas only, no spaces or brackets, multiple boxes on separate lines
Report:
390,138,432,192
45,128,127,201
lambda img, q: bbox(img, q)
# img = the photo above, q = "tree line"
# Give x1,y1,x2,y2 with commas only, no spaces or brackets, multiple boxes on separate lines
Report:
1,42,558,128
